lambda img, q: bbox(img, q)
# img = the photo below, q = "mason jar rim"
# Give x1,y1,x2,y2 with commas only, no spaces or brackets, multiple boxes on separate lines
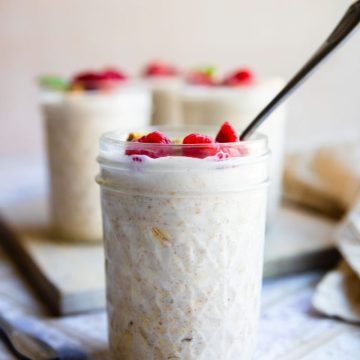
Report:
100,125,268,151
97,125,270,193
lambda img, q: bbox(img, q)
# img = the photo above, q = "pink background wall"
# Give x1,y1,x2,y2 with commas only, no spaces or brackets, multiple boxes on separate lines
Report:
1,0,359,157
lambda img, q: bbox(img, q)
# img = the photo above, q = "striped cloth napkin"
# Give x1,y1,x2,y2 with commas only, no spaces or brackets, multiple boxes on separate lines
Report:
313,204,360,323
303,142,360,323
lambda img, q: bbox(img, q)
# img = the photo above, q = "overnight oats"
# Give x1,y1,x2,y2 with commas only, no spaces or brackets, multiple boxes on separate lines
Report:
143,61,183,126
181,67,286,224
97,122,270,359
40,68,152,241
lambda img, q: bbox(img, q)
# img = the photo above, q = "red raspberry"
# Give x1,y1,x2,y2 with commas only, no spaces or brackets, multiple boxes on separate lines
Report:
182,133,218,158
125,131,171,159
72,71,99,82
99,68,128,91
138,131,171,144
71,68,127,90
183,133,214,144
214,122,248,158
222,68,254,86
101,68,128,81
215,122,238,143
144,61,178,77
72,71,102,90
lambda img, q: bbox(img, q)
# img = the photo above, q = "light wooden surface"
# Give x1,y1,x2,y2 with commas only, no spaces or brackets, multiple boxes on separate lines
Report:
264,204,338,277
0,197,106,315
0,223,105,315
0,198,339,315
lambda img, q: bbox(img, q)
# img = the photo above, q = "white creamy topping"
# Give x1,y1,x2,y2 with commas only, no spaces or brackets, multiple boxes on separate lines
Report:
99,153,269,196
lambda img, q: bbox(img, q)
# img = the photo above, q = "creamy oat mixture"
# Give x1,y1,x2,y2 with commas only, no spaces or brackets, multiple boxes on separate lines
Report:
97,132,269,359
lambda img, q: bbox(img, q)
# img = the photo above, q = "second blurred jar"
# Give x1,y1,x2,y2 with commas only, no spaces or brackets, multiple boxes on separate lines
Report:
181,77,286,225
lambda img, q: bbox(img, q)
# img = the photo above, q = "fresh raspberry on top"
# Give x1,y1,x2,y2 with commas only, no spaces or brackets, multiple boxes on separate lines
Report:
222,68,254,86
138,131,171,144
183,133,214,144
126,131,171,159
70,68,127,91
143,61,178,77
215,122,238,143
71,71,102,90
72,71,99,83
182,133,218,158
101,68,128,81
214,122,248,158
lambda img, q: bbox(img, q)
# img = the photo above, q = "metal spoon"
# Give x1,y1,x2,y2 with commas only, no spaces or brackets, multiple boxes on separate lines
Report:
0,314,59,359
240,0,360,140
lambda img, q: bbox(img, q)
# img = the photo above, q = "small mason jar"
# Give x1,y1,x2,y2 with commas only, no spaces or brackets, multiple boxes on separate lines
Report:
97,126,269,359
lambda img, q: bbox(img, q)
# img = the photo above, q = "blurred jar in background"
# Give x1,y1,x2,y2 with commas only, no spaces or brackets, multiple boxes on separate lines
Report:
40,69,152,242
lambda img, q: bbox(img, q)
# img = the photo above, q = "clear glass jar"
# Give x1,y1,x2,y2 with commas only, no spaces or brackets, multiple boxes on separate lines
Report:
97,126,269,359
